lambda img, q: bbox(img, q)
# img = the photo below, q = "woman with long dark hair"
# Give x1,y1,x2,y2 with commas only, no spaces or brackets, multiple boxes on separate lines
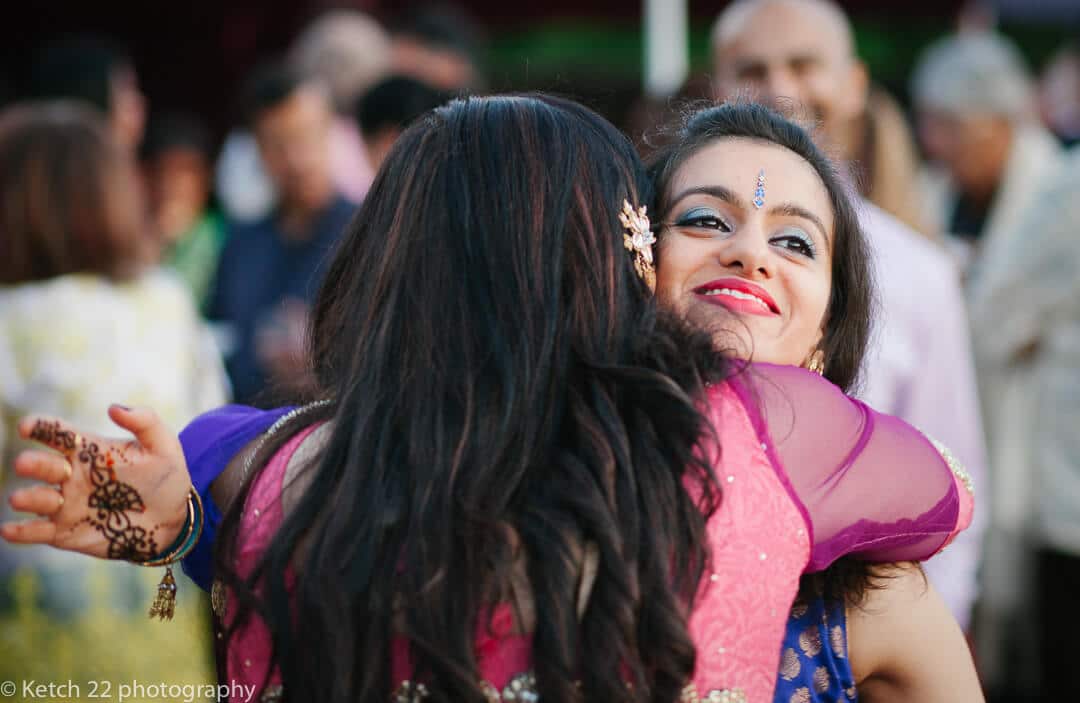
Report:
648,102,981,701
3,96,970,703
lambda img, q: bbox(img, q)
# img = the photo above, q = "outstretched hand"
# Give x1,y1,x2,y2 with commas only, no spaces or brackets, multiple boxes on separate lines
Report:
1,405,192,562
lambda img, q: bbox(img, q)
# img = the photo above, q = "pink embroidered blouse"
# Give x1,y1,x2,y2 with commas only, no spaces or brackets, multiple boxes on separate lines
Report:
223,364,974,702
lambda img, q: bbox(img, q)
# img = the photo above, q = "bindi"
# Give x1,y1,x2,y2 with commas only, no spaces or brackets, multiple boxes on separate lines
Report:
753,170,766,209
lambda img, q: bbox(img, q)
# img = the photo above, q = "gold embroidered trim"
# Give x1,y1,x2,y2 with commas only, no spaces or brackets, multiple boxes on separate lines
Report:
392,681,430,703
391,676,745,702
681,684,749,703
260,685,284,702
502,673,539,702
211,578,227,618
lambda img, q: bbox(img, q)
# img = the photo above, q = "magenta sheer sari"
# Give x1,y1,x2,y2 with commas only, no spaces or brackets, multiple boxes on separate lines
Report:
733,363,971,570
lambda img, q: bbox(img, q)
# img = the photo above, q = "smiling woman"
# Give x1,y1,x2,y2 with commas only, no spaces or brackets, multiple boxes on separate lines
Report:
648,102,983,702
648,102,872,391
654,138,835,372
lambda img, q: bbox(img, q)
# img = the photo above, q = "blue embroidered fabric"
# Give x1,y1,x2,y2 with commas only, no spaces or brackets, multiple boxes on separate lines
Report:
774,597,857,702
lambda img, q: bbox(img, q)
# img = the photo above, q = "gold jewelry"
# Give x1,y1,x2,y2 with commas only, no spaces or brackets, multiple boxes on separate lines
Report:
619,200,656,291
211,578,227,618
137,487,204,620
804,349,825,376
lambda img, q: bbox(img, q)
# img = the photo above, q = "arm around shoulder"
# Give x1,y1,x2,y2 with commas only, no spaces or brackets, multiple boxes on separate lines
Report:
743,363,974,571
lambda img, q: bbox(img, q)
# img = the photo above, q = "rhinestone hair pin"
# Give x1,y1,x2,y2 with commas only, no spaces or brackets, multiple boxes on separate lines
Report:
619,199,656,290
753,170,766,209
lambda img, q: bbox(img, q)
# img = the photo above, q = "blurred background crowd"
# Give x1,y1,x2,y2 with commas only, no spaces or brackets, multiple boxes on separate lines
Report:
1,0,1079,700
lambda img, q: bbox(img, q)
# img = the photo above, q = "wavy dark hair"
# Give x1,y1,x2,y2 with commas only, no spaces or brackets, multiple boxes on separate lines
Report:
217,94,728,703
648,102,900,606
647,102,874,393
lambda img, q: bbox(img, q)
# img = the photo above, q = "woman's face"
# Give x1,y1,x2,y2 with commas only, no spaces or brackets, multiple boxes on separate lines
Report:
655,138,834,367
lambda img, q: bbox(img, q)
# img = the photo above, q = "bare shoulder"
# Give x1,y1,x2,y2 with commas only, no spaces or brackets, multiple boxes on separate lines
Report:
848,564,984,702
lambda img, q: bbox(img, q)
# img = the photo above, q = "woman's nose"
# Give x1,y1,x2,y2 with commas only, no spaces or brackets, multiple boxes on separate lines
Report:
718,229,771,278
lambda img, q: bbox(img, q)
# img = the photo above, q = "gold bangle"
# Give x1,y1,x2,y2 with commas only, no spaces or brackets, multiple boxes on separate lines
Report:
139,488,203,566
139,488,204,621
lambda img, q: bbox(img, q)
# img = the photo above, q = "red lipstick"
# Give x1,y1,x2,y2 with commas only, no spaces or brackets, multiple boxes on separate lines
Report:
693,278,780,317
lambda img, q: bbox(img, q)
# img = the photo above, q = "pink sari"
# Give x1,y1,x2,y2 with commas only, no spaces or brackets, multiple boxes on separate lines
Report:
223,364,973,702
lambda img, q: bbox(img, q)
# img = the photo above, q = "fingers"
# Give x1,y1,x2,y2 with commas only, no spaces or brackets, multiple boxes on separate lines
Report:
107,404,179,454
17,416,81,454
8,485,64,516
0,518,57,545
13,450,73,484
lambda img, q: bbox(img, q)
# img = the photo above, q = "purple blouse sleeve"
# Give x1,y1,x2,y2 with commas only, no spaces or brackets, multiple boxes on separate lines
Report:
178,404,293,590
733,363,969,573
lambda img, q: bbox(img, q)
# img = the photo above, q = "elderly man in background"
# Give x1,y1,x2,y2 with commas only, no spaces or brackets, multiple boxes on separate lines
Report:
712,0,988,633
914,32,1065,278
710,0,928,236
913,32,1069,698
972,145,1080,702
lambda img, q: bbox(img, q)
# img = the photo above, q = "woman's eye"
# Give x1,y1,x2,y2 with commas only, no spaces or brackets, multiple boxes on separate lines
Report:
674,209,732,232
771,232,816,258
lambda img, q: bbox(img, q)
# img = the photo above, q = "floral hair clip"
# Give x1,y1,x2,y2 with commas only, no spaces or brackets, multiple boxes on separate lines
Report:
619,199,656,291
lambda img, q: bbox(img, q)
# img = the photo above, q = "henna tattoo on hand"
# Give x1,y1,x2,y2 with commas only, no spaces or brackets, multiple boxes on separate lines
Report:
28,420,77,451
30,420,160,561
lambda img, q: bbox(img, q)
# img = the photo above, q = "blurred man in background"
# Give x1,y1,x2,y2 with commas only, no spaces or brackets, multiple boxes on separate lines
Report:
208,63,353,406
140,112,225,311
914,32,1062,274
356,75,451,172
912,31,1068,698
389,4,486,93
1039,41,1080,147
711,0,928,236
712,0,988,634
961,143,1080,703
216,10,389,222
28,36,146,154
290,9,391,203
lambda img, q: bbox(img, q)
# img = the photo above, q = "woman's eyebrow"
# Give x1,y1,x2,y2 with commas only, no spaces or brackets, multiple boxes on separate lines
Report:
666,185,745,213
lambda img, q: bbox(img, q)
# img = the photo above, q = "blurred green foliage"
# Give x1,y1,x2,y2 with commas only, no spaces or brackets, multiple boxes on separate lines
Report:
486,16,1074,103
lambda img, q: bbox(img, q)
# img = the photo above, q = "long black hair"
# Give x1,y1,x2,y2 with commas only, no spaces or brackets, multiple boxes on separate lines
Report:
217,94,728,703
647,102,875,393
